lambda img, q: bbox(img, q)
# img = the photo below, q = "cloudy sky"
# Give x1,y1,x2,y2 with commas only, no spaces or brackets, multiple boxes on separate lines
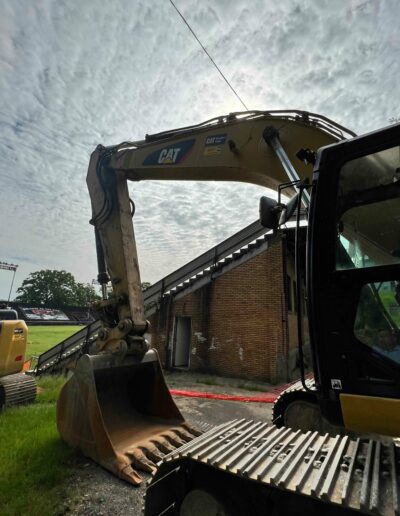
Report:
0,0,399,300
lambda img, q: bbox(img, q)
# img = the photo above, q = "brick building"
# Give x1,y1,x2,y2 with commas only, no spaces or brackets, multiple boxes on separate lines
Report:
144,222,307,384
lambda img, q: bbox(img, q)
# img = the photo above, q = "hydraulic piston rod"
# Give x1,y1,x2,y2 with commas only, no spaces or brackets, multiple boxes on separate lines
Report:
263,127,311,207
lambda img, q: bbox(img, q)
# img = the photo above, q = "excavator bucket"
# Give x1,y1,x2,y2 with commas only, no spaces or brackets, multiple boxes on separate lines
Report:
57,350,199,485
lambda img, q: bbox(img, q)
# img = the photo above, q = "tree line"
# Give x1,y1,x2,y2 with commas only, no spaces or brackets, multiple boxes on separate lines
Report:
14,269,151,307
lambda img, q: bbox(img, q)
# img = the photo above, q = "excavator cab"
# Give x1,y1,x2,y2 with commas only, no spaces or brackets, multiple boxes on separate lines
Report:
0,307,18,320
305,122,400,435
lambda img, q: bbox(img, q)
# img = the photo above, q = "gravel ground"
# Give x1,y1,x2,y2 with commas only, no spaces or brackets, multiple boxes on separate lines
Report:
65,371,275,515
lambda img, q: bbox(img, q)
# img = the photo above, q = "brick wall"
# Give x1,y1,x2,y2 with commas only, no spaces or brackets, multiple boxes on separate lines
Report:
149,237,290,383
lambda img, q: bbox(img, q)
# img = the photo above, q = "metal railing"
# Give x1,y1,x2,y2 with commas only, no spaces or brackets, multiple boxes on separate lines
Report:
142,219,269,309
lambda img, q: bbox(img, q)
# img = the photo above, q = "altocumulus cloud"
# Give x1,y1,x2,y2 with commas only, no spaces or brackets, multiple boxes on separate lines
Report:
0,0,399,298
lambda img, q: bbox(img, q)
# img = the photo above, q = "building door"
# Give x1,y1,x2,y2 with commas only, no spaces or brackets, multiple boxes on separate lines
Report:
173,316,191,367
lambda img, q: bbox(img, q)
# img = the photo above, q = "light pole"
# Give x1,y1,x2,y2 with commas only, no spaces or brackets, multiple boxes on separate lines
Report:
0,262,19,304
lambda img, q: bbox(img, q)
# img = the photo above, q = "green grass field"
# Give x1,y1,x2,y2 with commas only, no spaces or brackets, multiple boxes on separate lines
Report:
27,325,82,358
0,326,82,515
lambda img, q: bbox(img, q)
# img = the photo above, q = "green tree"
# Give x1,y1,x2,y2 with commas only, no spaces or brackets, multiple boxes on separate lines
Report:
71,282,101,306
15,269,100,306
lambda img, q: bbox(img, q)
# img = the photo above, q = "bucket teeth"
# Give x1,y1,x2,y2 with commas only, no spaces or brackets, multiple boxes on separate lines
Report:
120,424,204,482
183,422,203,437
108,422,207,485
127,449,158,473
173,427,196,442
115,455,143,485
150,436,176,454
161,431,186,447
138,444,164,463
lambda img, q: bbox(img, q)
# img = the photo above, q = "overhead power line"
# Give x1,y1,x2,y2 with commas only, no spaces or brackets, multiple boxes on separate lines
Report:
169,0,249,111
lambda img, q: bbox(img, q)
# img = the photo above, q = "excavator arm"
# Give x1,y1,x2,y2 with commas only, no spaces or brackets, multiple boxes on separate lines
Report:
86,110,351,347
57,110,352,485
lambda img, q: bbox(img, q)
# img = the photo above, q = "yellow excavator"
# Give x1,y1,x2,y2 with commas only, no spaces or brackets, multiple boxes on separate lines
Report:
57,110,400,514
0,306,36,408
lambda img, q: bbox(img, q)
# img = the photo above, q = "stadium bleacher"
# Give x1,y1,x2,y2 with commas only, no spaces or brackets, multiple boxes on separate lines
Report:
4,302,97,325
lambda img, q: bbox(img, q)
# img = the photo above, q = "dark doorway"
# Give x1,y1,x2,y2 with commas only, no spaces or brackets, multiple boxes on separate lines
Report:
173,316,191,367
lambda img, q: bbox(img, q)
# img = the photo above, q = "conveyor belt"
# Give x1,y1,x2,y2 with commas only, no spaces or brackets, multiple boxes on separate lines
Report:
145,419,399,515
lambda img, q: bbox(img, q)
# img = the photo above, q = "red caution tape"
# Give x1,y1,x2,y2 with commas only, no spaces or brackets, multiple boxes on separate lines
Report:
169,374,313,403
169,389,277,403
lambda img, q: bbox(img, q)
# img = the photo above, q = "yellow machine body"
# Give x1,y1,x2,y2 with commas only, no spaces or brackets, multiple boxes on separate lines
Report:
0,319,36,409
0,320,28,376
340,393,400,437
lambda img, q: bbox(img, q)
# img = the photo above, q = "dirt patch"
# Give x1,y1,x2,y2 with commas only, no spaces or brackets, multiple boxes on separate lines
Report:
66,457,149,515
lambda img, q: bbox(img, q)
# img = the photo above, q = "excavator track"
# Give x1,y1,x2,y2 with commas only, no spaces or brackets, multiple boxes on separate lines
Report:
273,378,317,427
272,378,346,435
144,419,400,516
0,373,37,409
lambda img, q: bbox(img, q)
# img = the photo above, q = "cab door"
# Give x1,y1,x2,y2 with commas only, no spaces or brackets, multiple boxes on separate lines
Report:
308,122,400,435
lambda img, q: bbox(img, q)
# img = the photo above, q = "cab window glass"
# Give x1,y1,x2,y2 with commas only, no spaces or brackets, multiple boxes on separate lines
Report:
336,146,400,270
355,281,400,365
